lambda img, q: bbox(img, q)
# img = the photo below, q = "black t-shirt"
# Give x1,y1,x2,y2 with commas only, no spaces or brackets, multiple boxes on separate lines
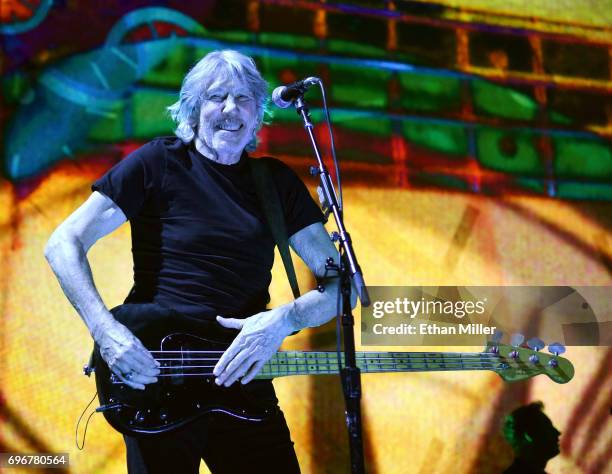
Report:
92,136,323,320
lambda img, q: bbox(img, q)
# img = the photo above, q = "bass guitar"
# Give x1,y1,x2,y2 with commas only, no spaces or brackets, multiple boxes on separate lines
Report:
92,331,574,437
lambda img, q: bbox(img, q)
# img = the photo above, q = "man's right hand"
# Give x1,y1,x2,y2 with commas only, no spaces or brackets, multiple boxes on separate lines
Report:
94,319,160,390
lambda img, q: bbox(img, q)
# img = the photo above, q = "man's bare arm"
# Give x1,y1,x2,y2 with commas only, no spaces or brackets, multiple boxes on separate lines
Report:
287,221,357,329
44,191,159,389
214,222,355,385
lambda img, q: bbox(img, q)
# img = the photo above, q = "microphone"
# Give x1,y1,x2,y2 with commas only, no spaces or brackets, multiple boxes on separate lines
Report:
271,77,320,108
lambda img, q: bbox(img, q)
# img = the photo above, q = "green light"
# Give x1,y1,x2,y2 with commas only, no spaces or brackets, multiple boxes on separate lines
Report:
328,39,388,58
402,121,468,155
88,106,126,142
477,128,544,176
140,46,192,88
131,88,176,138
208,30,252,43
554,137,612,179
516,177,546,194
398,73,461,112
259,32,318,50
473,80,537,121
557,182,612,200
330,65,391,108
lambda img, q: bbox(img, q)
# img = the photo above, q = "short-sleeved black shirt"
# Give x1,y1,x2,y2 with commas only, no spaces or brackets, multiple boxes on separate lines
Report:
92,136,323,320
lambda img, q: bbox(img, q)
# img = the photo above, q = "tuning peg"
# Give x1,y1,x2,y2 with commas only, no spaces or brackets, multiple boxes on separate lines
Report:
489,330,504,354
547,342,565,368
527,337,544,363
508,333,524,359
527,337,545,351
510,333,525,347
548,342,566,356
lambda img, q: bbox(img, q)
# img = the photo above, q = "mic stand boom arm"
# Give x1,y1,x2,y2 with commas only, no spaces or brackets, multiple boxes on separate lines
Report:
293,95,370,474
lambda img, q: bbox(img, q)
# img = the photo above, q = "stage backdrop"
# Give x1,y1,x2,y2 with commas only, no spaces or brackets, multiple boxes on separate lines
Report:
1,1,610,473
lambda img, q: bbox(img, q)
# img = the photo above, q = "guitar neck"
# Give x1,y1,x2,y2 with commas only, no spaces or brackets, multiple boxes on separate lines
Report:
256,351,500,379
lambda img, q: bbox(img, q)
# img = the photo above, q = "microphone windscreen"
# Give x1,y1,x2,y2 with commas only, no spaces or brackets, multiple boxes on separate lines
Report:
271,86,292,109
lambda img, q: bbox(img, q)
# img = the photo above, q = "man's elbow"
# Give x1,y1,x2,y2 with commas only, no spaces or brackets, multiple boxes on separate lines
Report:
44,228,80,267
44,231,64,267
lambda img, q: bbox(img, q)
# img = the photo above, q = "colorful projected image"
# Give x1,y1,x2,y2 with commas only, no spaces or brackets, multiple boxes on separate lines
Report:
1,1,610,473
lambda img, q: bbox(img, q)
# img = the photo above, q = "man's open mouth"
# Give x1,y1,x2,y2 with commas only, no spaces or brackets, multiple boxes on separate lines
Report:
215,119,243,132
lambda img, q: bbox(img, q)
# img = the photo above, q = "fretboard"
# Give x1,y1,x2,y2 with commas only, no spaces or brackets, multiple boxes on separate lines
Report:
255,351,501,379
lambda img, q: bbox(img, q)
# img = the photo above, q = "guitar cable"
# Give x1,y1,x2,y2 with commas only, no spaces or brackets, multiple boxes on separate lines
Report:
75,391,98,450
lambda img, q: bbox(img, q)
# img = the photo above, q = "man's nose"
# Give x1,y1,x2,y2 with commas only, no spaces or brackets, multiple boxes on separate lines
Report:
222,95,237,113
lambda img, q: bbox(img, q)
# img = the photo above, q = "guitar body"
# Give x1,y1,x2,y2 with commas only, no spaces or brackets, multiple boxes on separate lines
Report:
93,304,280,437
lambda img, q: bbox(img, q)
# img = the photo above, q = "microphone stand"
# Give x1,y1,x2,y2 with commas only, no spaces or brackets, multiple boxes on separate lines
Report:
292,95,371,474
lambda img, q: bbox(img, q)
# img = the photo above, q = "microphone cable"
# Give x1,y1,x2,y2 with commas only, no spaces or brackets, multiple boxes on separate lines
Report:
315,79,343,214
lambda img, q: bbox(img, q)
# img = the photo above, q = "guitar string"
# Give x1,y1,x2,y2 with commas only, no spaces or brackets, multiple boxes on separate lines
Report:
139,352,511,377
152,362,502,369
150,355,500,363
155,355,502,363
150,354,501,360
143,366,501,377
150,355,502,366
109,365,502,380
148,350,502,355
149,360,503,372
151,357,500,362
111,359,507,383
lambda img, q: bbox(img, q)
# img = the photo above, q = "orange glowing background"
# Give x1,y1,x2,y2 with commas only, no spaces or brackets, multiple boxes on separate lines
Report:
1,1,611,473
1,159,610,473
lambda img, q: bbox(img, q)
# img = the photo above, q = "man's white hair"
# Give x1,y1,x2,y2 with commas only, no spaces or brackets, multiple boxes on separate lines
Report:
168,50,268,151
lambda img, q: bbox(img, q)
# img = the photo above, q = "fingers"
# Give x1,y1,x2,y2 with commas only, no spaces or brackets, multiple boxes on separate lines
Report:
130,348,160,373
117,373,145,390
100,320,161,390
241,360,264,384
111,364,158,390
216,347,256,386
216,315,244,330
213,339,241,383
121,372,156,389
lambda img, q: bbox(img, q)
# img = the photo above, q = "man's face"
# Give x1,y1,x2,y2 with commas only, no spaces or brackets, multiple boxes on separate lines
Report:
527,413,561,460
197,76,258,160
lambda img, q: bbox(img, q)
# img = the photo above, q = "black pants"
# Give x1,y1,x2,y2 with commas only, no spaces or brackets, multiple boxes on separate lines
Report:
124,409,300,473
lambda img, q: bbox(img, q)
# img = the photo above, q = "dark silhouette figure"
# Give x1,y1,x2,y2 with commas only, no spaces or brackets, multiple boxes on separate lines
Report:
502,402,561,474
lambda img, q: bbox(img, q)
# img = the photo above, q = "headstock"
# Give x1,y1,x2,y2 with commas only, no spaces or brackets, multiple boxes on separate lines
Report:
484,332,574,384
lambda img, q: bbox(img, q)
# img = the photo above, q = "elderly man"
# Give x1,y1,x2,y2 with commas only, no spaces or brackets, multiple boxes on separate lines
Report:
45,50,344,473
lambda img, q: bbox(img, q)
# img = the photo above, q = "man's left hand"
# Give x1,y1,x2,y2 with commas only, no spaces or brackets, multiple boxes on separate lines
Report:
214,308,295,386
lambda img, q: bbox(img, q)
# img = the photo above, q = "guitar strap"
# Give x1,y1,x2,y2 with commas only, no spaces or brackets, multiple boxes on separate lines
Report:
249,157,301,300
